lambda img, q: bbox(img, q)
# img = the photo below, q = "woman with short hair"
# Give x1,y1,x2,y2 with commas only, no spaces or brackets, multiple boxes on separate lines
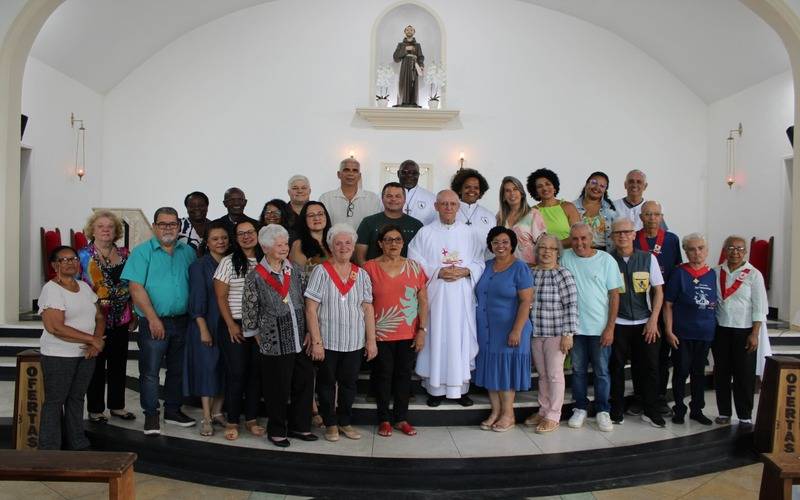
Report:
305,223,377,442
78,210,136,423
39,245,106,450
242,224,316,447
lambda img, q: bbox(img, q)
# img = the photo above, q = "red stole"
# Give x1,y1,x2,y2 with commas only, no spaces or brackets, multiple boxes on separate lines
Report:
322,261,358,298
720,265,751,300
680,263,711,283
255,263,291,303
637,229,665,255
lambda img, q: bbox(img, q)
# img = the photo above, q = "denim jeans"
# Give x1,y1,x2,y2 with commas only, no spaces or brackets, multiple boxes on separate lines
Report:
571,334,611,413
137,315,188,416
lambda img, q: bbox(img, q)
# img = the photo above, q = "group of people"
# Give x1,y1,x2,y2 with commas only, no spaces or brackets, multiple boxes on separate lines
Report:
36,158,768,451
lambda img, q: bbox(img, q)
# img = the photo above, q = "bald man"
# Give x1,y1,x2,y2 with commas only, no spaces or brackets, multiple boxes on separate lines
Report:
211,187,259,238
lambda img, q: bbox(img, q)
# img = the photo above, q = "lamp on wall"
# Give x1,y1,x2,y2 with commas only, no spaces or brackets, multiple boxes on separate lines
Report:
458,151,465,171
70,113,86,180
726,123,742,189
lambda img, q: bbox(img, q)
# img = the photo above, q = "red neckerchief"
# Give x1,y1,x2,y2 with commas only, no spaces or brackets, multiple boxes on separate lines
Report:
720,265,751,300
322,261,358,297
637,229,665,256
255,263,291,302
680,263,711,281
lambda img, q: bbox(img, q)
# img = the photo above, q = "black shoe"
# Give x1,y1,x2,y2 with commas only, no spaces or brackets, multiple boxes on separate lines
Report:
625,401,643,416
671,414,685,424
642,413,666,428
611,414,624,425
144,413,161,435
268,436,291,448
690,413,712,426
657,400,674,417
288,430,319,441
164,410,196,427
457,395,474,407
427,395,445,407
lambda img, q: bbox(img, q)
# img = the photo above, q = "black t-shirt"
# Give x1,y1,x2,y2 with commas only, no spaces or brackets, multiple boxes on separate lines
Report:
356,212,423,261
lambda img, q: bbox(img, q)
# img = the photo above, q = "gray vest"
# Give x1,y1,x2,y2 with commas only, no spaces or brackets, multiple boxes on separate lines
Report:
612,249,652,321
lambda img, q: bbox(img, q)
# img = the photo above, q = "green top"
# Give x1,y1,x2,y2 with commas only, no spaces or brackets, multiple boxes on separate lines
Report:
356,212,424,261
538,201,571,240
121,237,197,317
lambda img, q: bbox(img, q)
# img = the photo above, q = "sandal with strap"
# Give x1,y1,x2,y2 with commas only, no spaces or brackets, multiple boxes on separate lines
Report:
245,419,266,437
378,421,392,437
394,421,417,436
211,413,228,427
311,413,324,428
109,410,136,421
224,424,239,441
200,419,213,437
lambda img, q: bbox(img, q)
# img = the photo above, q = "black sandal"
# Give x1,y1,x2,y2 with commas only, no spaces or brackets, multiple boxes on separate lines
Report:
88,413,108,423
109,411,136,420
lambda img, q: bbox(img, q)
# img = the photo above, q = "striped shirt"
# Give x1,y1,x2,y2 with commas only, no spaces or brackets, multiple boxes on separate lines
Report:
213,255,257,320
304,264,373,352
531,267,579,337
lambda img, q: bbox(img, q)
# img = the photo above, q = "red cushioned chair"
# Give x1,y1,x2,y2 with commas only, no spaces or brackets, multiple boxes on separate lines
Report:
40,227,62,282
71,229,89,251
749,236,773,290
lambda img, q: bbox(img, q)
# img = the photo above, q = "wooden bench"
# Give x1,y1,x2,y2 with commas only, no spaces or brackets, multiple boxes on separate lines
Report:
0,450,136,500
760,453,800,499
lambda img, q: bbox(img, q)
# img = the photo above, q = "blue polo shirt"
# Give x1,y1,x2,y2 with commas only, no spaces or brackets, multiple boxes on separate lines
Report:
121,237,196,317
664,265,717,341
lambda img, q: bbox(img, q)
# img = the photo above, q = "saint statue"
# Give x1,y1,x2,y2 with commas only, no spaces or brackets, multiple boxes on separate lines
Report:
393,25,424,108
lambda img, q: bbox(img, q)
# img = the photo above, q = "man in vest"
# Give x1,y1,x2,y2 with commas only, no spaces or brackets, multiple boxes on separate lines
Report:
608,217,665,427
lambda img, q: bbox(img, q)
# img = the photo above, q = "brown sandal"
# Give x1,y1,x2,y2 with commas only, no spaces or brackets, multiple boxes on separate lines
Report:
224,424,239,441
245,419,266,436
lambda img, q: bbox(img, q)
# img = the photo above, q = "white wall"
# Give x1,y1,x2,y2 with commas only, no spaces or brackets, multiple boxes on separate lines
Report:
99,0,707,235
707,70,794,320
20,56,103,309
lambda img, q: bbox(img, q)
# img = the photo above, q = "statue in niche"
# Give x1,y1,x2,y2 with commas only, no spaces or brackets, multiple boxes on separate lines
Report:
393,25,424,108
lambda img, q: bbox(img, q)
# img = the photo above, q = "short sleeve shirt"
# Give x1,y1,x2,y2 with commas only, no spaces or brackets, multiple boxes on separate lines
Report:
560,249,623,336
213,254,257,320
121,238,196,317
38,280,98,357
363,259,427,342
357,212,423,261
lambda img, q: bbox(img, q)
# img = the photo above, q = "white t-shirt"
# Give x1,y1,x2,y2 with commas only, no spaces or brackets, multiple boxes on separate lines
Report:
37,280,98,357
213,255,257,320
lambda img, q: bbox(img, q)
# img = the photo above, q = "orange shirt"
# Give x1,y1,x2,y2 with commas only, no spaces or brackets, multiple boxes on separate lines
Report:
363,259,428,342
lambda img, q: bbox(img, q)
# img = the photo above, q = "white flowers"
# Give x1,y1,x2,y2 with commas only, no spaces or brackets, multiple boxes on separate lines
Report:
375,64,395,100
425,62,446,100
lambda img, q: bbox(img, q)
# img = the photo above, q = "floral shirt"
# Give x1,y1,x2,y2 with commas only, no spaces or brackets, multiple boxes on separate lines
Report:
363,259,427,342
78,244,132,327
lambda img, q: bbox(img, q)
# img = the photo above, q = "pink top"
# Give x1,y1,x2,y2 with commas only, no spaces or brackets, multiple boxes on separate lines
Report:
363,259,428,342
506,209,547,264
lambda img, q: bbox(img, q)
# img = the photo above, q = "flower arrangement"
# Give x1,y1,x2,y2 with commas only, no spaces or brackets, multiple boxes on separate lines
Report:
425,62,446,101
375,64,395,100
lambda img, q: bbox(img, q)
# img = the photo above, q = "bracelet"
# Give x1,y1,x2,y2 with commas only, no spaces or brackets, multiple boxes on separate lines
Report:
313,341,323,346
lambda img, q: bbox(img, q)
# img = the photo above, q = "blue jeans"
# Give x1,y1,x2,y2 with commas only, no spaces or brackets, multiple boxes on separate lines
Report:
571,334,611,413
137,315,188,416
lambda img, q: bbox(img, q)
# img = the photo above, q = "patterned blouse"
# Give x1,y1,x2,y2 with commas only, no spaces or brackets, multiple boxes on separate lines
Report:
78,244,132,327
241,260,305,356
530,266,579,337
177,217,209,254
363,259,427,342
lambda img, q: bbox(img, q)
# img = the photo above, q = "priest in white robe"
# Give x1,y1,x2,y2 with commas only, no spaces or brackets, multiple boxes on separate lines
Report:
408,190,485,406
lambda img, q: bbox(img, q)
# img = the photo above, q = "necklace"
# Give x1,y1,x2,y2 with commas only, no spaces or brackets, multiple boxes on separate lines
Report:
460,204,477,226
405,187,418,215
56,276,79,292
96,243,115,265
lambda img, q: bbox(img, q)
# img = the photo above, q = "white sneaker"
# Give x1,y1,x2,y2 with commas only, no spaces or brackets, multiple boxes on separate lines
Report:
568,408,587,428
597,411,613,432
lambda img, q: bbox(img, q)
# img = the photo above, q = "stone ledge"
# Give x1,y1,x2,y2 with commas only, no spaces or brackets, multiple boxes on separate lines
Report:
355,107,459,129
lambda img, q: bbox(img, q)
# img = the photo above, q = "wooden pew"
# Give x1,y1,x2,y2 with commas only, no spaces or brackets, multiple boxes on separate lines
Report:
760,453,800,499
0,450,136,500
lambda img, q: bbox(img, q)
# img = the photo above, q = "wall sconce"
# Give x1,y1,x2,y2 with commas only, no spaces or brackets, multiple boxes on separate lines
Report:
348,150,356,159
70,112,86,180
726,123,742,189
458,151,465,171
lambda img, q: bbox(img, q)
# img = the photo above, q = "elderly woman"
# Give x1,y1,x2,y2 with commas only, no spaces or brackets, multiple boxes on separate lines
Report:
526,169,580,248
183,222,229,436
664,233,717,425
287,175,311,228
496,176,547,265
474,227,534,432
363,224,428,437
713,235,768,427
78,210,136,423
525,234,578,433
573,172,617,251
213,220,265,440
38,245,106,449
242,225,317,447
305,223,377,442
178,191,211,255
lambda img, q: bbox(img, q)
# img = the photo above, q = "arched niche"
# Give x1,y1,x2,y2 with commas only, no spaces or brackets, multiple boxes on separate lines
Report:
370,1,445,108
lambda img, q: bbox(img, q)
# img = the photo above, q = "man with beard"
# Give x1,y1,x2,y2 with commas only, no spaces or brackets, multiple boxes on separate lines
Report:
355,182,423,265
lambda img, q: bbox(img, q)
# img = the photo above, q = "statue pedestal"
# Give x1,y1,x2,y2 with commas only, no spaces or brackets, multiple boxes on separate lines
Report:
355,107,459,130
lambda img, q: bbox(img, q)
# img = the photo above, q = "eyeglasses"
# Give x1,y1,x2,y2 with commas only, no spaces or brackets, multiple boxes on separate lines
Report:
588,179,608,189
727,246,746,253
264,210,282,217
382,237,403,244
306,212,326,219
612,230,635,236
539,247,559,252
155,222,179,229
236,229,256,237
346,202,354,218
56,256,79,263
642,212,662,217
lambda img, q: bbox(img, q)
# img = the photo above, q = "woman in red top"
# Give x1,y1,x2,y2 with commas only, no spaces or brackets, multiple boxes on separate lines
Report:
363,224,429,437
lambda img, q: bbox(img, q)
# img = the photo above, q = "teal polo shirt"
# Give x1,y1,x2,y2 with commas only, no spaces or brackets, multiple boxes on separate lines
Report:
121,237,196,317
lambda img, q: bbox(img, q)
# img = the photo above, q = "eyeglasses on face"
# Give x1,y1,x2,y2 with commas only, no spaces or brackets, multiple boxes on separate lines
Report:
727,246,746,253
382,237,403,244
642,212,662,217
539,246,559,252
264,210,282,217
56,256,79,263
236,229,257,237
588,179,608,189
612,230,635,236
155,222,179,229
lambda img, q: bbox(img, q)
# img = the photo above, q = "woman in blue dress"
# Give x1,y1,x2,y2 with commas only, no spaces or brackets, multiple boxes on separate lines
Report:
474,226,534,432
184,221,230,436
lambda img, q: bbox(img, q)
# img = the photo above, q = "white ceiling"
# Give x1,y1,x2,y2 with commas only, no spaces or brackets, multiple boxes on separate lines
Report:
28,0,792,102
